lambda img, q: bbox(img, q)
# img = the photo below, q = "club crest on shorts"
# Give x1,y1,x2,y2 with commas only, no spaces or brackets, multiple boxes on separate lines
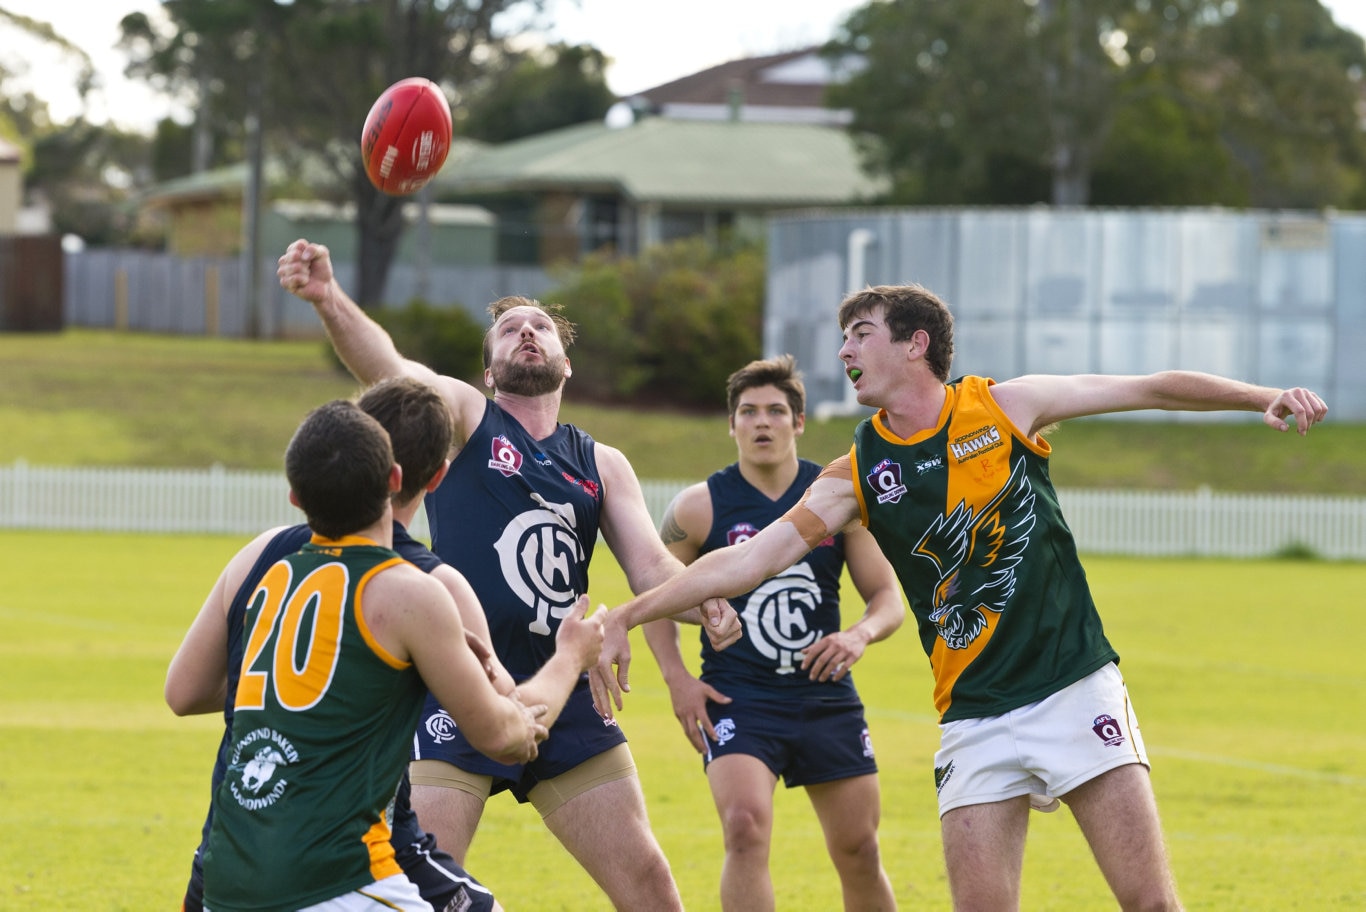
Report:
425,709,458,743
713,718,736,745
1091,713,1126,747
861,726,875,758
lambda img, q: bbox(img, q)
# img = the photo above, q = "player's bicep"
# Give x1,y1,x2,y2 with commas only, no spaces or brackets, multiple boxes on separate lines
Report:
165,572,232,715
659,483,709,565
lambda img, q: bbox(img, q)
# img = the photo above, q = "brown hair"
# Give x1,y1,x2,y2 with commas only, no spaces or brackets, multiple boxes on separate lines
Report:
285,400,392,539
725,354,805,418
357,377,452,504
837,284,955,382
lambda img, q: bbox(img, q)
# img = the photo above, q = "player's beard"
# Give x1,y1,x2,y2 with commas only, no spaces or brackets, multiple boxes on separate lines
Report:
491,351,566,396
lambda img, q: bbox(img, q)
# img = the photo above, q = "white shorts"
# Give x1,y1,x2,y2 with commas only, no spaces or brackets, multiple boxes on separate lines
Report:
934,662,1148,817
295,875,433,912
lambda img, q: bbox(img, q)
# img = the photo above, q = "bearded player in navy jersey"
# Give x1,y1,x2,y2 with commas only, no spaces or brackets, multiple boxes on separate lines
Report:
279,238,741,911
642,356,905,912
168,378,518,912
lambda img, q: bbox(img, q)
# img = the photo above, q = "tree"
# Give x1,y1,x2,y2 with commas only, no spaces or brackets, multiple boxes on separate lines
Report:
0,8,162,243
459,43,615,143
119,0,555,308
827,0,1366,208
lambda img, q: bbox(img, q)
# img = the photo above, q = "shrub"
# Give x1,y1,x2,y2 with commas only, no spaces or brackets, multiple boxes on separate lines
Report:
550,237,764,408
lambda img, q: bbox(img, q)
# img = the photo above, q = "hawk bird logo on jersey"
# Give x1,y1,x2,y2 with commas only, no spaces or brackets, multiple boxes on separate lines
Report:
912,457,1036,649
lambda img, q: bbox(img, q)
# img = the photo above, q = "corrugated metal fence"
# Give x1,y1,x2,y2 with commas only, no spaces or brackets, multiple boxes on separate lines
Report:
63,249,554,339
3,462,1362,560
767,208,1366,421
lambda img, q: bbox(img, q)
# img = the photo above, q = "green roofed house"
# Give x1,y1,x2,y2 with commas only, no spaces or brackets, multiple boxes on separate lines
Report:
136,47,880,269
429,46,884,266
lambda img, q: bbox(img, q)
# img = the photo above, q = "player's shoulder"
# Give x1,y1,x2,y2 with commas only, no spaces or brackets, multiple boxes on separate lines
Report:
668,479,712,522
367,556,451,608
224,525,299,590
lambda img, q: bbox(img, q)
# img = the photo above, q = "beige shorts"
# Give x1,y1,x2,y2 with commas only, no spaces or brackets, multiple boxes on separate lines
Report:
410,741,637,818
934,662,1148,817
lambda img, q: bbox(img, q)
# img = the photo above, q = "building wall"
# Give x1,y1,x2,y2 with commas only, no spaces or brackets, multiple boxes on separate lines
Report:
0,159,20,235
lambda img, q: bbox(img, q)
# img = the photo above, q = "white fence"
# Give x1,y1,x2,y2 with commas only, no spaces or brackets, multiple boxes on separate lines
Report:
2,462,1362,560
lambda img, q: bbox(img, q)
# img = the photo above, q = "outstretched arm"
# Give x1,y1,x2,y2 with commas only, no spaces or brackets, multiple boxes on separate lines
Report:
595,444,740,651
991,370,1328,440
276,238,488,443
799,523,906,683
592,476,739,716
592,467,862,714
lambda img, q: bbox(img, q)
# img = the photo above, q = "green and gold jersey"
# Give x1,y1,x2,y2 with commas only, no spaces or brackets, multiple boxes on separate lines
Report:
203,535,427,912
851,376,1117,723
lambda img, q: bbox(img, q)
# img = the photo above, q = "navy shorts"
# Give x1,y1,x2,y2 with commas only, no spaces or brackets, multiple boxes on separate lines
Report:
393,835,496,912
412,682,627,802
703,695,878,788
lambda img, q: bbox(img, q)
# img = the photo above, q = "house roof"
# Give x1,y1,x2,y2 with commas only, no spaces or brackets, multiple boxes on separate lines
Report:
624,46,860,126
140,138,488,207
636,46,833,109
432,116,884,207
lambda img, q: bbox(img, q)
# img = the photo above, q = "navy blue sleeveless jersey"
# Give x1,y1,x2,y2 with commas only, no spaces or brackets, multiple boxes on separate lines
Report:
424,399,603,680
183,522,493,912
698,460,855,700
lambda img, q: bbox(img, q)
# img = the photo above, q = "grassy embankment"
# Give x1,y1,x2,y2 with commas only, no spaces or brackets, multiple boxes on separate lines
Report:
2,328,1361,494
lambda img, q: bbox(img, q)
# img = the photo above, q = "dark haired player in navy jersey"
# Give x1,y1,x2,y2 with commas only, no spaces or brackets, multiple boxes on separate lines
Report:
642,355,905,911
279,238,741,911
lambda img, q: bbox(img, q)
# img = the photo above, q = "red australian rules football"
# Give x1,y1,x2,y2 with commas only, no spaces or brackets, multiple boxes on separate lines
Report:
360,77,453,196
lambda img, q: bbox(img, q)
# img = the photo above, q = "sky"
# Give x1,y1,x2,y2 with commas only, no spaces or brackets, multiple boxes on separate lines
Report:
2,0,1365,133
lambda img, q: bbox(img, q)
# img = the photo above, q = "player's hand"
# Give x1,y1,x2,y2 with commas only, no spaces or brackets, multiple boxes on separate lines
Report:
801,629,868,683
464,630,516,696
1264,386,1328,435
589,609,631,720
665,673,731,754
555,595,605,672
700,598,742,650
500,693,549,764
277,238,335,305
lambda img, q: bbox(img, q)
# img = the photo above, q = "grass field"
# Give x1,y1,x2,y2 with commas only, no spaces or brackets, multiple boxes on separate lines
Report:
2,530,1363,910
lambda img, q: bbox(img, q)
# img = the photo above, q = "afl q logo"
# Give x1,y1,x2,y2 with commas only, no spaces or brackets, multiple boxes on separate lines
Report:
867,458,908,504
488,435,523,477
1091,713,1126,747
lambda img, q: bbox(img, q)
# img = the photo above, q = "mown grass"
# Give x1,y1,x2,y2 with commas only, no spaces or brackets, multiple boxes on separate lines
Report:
2,328,1363,493
1,531,1363,910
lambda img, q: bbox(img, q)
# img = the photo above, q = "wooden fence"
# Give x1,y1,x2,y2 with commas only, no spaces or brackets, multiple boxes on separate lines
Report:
2,462,1362,560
